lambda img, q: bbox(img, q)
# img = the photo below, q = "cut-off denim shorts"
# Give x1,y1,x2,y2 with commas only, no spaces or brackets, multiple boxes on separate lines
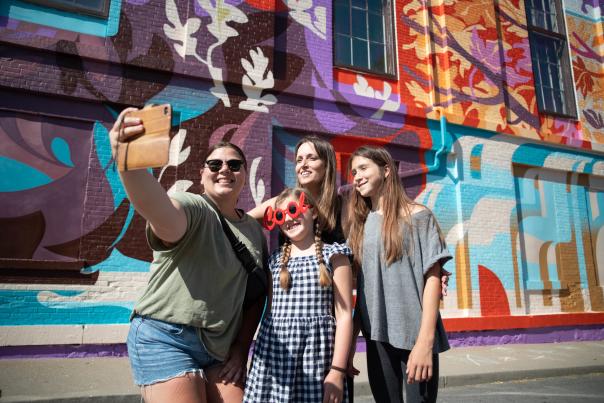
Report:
127,315,221,386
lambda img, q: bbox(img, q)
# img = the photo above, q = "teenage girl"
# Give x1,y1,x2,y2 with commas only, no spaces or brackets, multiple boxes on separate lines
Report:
346,146,451,403
244,188,353,403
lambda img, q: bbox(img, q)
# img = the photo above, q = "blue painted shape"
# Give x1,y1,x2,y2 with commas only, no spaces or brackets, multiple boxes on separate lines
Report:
51,137,74,167
271,126,299,188
82,248,150,273
470,144,483,179
0,290,132,325
92,120,127,209
0,156,52,192
1,0,121,37
148,84,219,123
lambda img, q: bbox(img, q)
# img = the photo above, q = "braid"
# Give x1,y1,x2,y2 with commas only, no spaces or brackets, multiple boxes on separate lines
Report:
279,240,292,290
315,223,332,287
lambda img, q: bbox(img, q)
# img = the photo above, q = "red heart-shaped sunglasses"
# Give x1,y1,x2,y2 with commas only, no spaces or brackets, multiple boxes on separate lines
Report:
263,192,311,230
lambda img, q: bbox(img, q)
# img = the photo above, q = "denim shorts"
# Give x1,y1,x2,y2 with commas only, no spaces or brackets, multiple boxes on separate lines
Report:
127,315,221,386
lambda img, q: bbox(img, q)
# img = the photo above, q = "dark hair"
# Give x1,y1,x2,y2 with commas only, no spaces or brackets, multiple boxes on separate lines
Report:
205,141,248,171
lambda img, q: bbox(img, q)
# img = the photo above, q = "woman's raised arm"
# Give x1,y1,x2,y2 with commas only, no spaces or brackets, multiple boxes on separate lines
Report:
109,108,187,244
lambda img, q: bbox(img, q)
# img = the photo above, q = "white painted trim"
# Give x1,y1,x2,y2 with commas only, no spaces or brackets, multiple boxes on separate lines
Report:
0,324,129,346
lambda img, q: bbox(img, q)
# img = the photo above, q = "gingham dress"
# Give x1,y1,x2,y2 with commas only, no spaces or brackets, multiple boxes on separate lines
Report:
244,243,351,403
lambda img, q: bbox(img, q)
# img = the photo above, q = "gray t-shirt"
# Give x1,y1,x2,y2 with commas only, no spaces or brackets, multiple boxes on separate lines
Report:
356,208,451,353
132,192,267,360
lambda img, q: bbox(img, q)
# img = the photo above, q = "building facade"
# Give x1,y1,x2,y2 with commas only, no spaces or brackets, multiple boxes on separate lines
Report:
1,0,603,353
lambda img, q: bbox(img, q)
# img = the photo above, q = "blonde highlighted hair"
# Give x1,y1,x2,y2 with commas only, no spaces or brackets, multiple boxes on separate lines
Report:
276,187,332,291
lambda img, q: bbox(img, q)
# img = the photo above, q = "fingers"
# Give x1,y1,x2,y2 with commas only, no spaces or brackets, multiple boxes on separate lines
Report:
347,366,360,377
323,380,343,403
219,363,243,384
407,364,432,384
110,108,144,142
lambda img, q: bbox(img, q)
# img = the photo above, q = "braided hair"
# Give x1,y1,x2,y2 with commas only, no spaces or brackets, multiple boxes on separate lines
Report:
276,187,332,291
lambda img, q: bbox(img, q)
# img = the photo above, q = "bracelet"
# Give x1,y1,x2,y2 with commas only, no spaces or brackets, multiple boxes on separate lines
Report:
330,365,347,374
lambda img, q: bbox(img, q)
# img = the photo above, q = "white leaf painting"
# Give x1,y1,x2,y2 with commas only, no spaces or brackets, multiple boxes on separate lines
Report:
164,0,250,107
285,0,327,39
159,129,190,180
239,48,277,113
167,180,194,197
249,157,265,206
164,0,203,61
352,74,400,119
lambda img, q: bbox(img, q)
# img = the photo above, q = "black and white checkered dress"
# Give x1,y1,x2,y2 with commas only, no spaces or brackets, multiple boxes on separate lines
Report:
244,242,351,403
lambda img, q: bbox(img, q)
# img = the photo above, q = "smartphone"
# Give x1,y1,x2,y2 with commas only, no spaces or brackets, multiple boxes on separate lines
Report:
117,104,172,171
125,104,172,138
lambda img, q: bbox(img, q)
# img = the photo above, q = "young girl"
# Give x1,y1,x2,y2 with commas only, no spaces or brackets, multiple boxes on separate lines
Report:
244,188,353,403
346,146,451,403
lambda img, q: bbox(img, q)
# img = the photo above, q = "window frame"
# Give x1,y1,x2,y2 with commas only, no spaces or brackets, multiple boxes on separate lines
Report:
525,0,577,119
333,0,398,79
21,0,110,19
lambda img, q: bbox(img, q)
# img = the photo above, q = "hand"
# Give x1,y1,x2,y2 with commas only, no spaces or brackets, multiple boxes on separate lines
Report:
406,343,433,384
441,269,451,298
347,353,360,377
323,369,345,403
218,343,248,385
108,107,144,159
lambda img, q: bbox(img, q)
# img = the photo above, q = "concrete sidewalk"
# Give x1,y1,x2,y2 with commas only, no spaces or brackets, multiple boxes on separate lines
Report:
1,340,604,402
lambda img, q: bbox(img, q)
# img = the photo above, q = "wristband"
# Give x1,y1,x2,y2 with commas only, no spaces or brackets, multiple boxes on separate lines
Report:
330,365,347,374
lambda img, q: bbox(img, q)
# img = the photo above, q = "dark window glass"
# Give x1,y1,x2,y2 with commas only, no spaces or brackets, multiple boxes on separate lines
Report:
335,34,352,66
335,3,350,35
334,0,395,75
352,38,369,70
525,0,576,117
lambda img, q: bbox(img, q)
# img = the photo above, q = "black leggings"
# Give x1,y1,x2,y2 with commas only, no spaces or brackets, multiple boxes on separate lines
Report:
366,340,439,403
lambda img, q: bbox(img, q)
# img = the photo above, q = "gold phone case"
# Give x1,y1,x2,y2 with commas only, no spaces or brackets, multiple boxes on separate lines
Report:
117,104,172,171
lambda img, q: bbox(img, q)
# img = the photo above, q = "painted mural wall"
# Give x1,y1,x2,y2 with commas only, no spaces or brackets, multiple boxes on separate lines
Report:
0,0,603,348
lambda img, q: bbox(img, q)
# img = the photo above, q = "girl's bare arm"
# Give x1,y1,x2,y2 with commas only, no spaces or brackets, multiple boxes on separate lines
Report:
247,196,277,223
323,254,353,403
407,263,441,384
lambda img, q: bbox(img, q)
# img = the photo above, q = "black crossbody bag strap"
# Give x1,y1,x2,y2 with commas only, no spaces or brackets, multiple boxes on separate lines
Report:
201,195,257,274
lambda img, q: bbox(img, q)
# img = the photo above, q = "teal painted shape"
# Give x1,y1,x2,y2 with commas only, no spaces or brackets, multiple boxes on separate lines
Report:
148,85,219,123
512,142,601,173
0,290,133,325
470,144,483,179
565,9,604,23
92,120,127,209
271,125,299,188
90,119,137,247
0,156,52,192
82,246,150,274
1,0,121,37
51,137,74,167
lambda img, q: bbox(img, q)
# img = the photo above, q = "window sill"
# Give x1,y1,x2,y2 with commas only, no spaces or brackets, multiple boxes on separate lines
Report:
333,65,398,81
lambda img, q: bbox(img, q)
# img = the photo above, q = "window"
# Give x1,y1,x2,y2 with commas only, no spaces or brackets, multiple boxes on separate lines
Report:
334,0,396,76
525,0,576,118
22,0,110,18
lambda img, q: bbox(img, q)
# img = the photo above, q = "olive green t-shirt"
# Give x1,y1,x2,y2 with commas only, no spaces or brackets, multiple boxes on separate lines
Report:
132,192,267,360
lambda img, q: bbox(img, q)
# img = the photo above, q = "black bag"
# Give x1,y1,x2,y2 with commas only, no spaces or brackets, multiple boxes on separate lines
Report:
202,195,268,309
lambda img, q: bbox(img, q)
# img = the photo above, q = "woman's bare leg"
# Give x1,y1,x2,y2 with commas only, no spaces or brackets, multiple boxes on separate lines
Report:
142,372,207,403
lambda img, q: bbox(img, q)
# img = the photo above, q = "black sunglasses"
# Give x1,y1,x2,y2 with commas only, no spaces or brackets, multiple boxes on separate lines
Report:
205,159,244,172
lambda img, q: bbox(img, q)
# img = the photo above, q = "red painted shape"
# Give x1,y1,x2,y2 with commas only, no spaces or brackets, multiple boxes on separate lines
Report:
244,0,288,11
478,264,510,317
333,68,400,94
443,312,604,332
